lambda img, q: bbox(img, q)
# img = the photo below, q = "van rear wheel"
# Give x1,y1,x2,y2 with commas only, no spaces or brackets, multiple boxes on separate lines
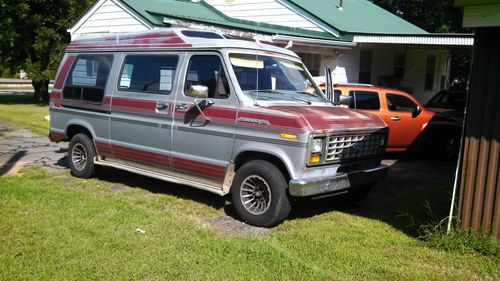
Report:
68,133,97,178
231,160,291,227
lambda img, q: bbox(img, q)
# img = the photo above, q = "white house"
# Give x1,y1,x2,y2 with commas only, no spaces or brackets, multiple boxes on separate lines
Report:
68,0,473,103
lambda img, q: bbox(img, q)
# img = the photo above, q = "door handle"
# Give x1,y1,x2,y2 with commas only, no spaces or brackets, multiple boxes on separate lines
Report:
390,116,401,121
156,102,168,110
175,103,189,111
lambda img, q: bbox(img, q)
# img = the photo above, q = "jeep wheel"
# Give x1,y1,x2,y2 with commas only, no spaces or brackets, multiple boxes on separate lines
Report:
231,160,291,227
68,133,97,178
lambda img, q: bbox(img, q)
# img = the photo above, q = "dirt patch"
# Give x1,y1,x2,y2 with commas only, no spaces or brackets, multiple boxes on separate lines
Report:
203,214,273,237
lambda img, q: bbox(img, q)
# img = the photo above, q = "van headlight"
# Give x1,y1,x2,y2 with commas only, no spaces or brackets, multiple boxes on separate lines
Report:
309,138,324,164
312,138,323,153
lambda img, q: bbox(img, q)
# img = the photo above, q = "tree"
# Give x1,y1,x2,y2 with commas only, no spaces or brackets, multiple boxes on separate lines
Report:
0,0,94,101
372,0,467,33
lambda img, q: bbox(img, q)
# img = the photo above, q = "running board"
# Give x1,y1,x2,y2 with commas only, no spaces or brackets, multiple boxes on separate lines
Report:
94,159,225,196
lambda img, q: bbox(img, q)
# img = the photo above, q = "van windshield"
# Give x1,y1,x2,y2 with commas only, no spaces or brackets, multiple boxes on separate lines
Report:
229,53,327,104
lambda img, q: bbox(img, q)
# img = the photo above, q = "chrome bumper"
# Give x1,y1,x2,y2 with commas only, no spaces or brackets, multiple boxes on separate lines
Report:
288,165,388,197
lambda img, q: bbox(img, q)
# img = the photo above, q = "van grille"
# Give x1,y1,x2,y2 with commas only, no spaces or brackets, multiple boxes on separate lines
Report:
325,132,386,163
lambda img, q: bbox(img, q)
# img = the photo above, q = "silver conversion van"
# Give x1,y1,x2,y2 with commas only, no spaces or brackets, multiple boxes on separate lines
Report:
50,29,388,227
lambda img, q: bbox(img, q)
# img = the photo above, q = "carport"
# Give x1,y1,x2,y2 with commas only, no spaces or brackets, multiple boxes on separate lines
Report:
449,0,500,239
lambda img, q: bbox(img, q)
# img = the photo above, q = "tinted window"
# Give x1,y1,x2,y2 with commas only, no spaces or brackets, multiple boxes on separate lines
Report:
181,30,224,39
386,93,417,112
349,91,380,110
63,55,113,102
185,55,230,99
118,56,178,94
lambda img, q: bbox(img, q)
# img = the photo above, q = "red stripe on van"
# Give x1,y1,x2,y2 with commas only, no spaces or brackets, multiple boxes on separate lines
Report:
173,157,226,180
108,143,171,169
49,131,67,142
53,56,76,89
51,91,61,100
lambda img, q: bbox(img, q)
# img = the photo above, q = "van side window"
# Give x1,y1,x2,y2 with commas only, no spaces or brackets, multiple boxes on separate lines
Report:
118,56,179,94
349,91,380,110
63,55,113,103
184,55,230,99
386,93,417,112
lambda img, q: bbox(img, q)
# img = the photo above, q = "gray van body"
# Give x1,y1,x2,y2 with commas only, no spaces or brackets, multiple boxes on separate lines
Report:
50,29,388,199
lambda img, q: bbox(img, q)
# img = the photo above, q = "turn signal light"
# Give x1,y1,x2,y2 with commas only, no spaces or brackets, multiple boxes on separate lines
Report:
309,154,321,163
280,133,297,140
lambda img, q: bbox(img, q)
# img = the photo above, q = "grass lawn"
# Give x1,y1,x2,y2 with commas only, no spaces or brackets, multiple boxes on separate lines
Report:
0,94,49,135
0,94,498,280
0,169,498,280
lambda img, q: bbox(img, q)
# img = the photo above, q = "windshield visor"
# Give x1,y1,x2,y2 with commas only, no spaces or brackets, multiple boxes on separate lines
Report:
229,53,327,104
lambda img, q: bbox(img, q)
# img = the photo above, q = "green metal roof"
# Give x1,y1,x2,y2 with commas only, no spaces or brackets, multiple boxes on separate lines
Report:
119,0,342,41
288,0,428,35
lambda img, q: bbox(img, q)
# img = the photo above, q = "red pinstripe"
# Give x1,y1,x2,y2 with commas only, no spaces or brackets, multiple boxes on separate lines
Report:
53,56,76,89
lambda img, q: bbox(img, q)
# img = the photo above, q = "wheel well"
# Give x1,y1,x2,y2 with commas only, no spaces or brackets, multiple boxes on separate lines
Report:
66,125,93,141
234,151,291,182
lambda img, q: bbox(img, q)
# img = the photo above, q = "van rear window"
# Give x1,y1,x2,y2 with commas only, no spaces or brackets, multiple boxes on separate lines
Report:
118,56,179,95
63,55,113,103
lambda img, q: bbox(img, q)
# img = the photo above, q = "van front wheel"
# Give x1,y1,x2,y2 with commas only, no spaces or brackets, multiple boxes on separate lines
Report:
231,160,291,227
68,133,97,178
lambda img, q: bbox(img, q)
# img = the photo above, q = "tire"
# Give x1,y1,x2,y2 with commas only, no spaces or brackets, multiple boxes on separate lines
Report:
231,160,291,227
68,133,97,178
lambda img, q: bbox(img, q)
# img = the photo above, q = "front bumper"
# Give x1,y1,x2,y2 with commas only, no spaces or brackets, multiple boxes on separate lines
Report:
288,165,388,197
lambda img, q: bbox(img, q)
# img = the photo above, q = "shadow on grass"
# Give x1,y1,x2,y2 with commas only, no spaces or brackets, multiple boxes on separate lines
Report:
289,156,457,237
78,153,457,237
94,166,225,210
0,92,46,106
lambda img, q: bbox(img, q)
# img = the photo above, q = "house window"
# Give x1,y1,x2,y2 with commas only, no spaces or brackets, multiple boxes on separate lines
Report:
359,49,373,84
394,53,406,80
297,53,321,76
425,55,436,90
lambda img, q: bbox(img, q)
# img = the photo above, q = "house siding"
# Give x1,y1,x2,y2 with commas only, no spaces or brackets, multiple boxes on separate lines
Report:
72,0,150,39
205,0,323,31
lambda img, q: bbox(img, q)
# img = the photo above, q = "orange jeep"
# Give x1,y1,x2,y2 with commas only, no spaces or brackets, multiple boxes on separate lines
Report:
332,84,454,154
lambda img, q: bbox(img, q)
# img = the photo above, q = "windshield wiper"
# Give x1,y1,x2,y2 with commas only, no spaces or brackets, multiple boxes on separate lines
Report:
248,90,284,94
292,96,311,105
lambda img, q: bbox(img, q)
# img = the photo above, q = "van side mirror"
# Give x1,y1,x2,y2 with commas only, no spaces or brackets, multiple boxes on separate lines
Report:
188,85,208,99
412,106,421,118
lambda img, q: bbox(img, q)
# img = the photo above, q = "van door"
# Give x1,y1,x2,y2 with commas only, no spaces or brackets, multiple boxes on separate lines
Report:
109,54,179,171
171,53,237,183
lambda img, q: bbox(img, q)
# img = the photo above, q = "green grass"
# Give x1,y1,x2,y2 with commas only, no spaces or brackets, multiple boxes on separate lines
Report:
0,94,49,135
0,169,498,280
0,87,35,90
423,226,500,257
0,95,498,280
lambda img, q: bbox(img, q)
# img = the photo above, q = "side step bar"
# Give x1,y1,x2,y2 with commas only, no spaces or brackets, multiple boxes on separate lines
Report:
94,159,225,196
